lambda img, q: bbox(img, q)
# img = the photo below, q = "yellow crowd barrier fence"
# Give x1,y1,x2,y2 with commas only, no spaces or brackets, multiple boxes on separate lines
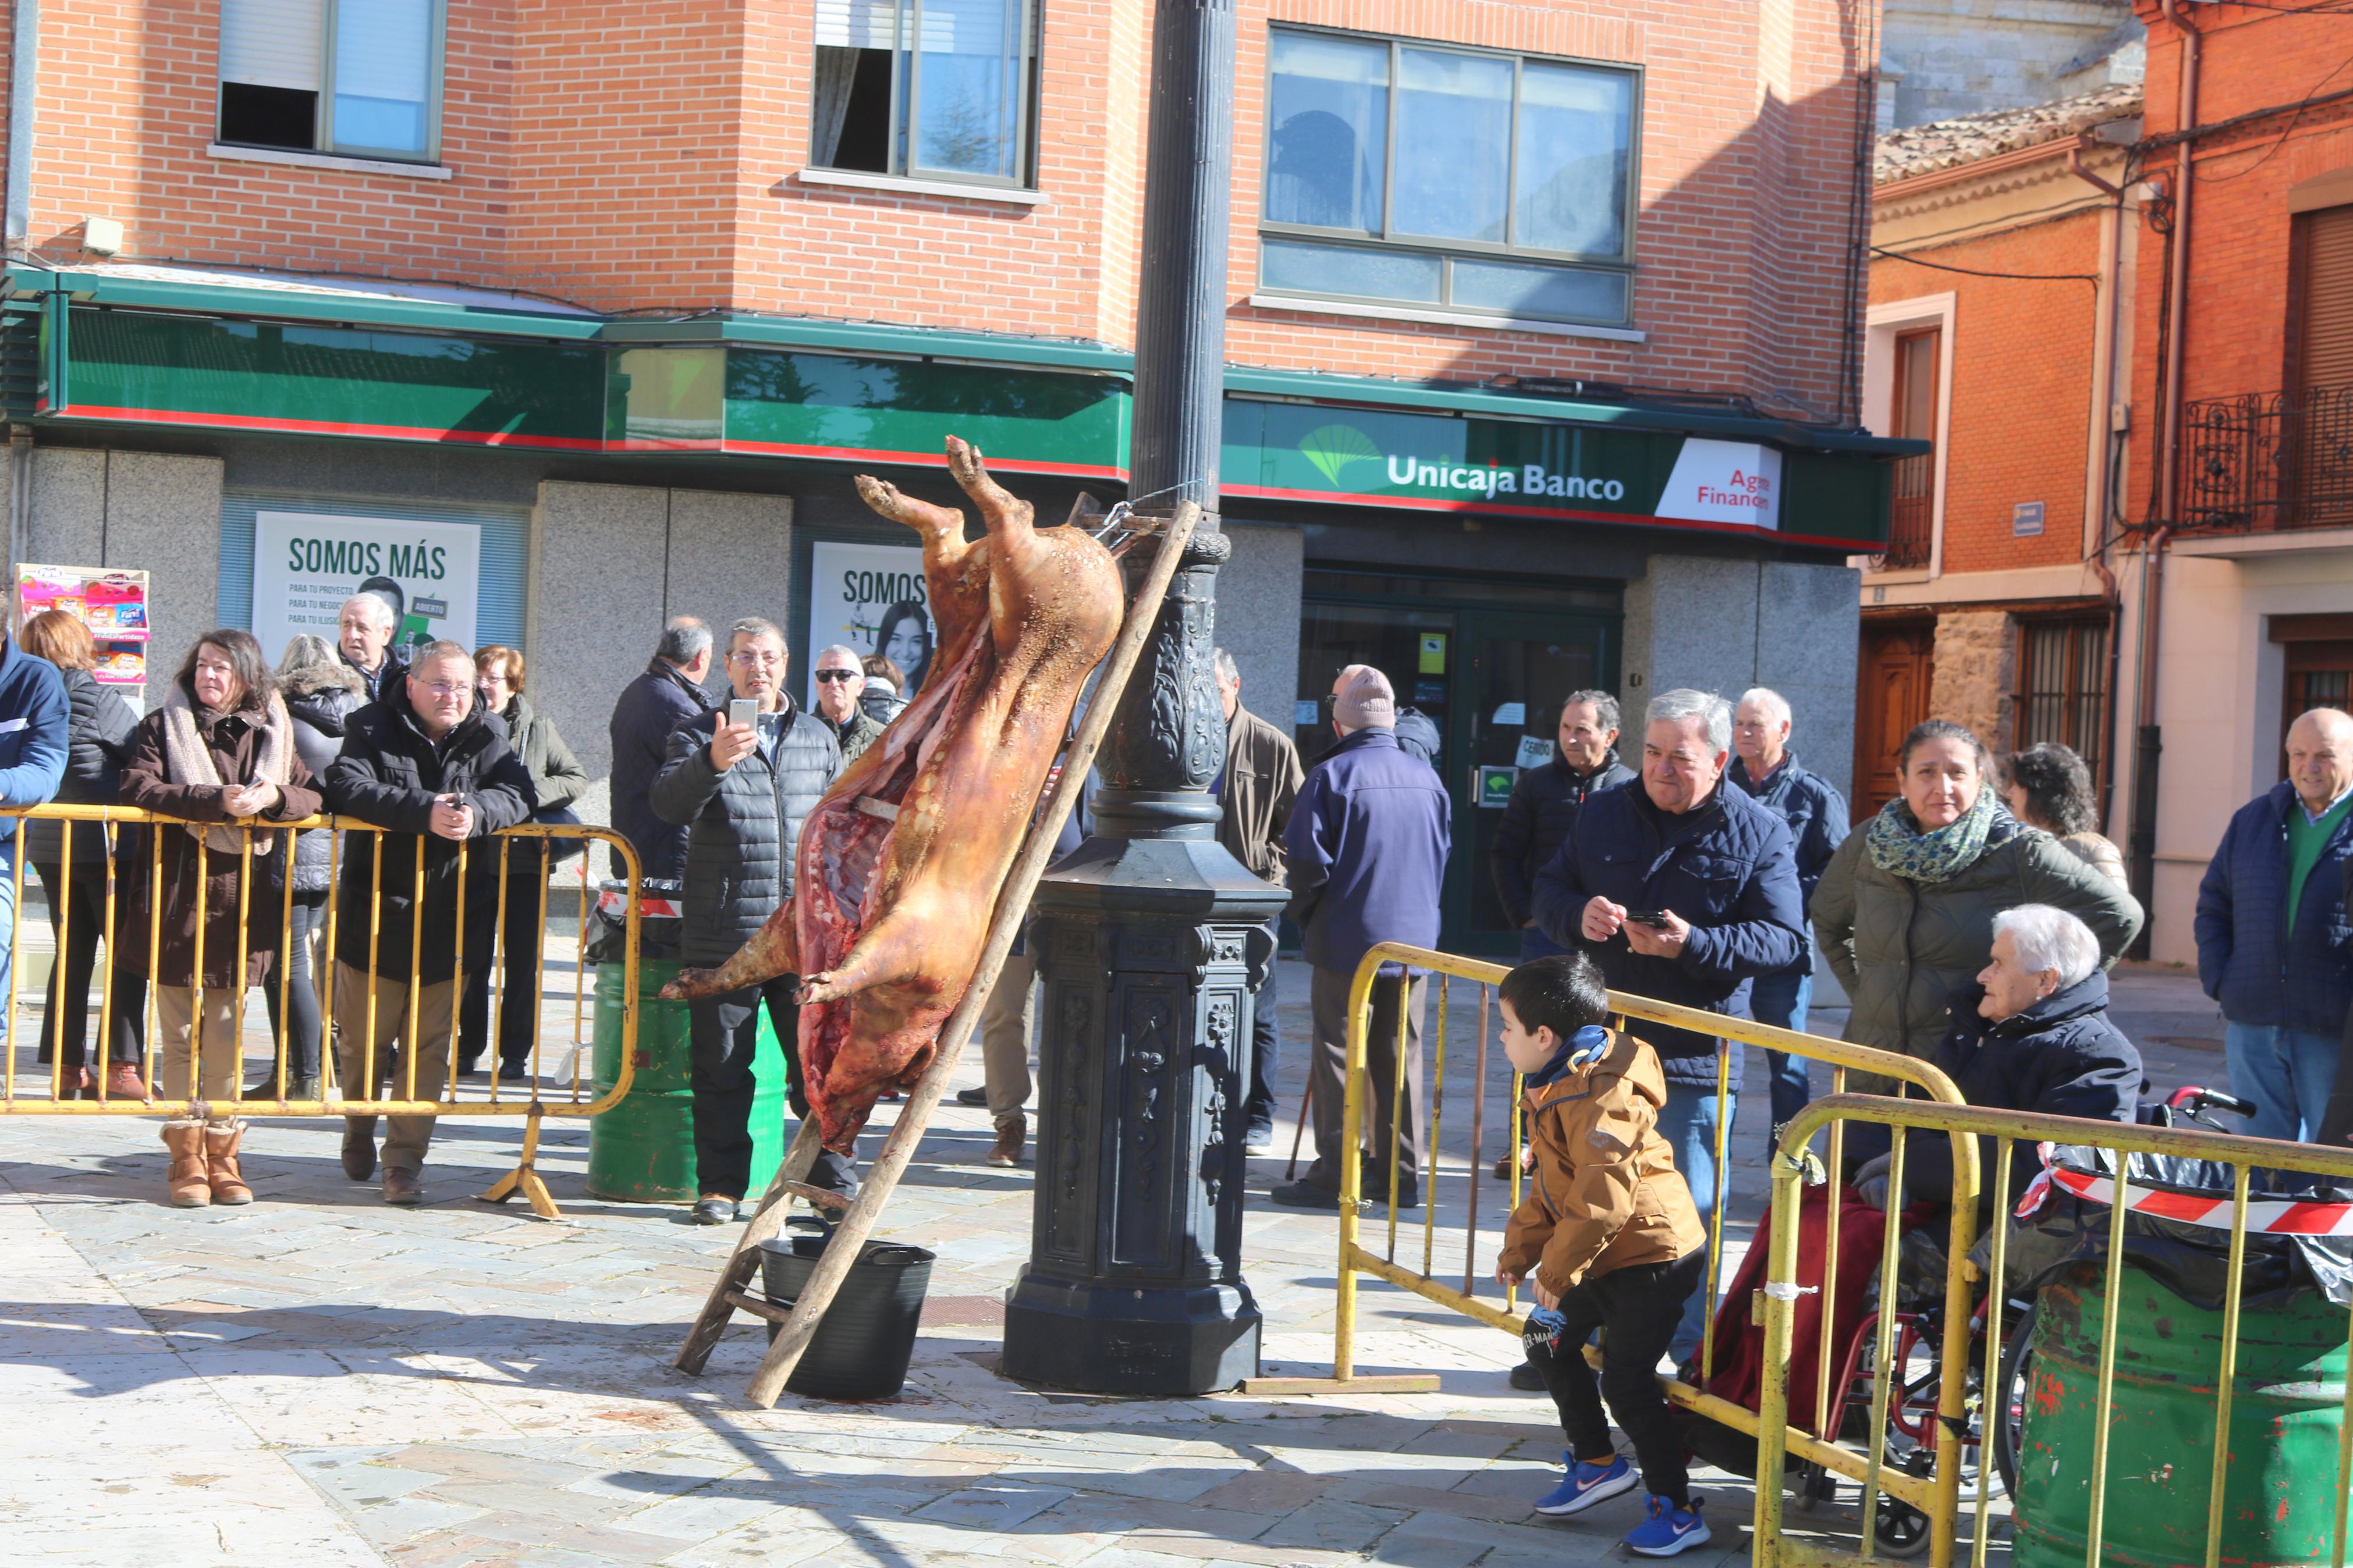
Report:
1758,1097,2353,1568
1243,941,1982,1568
0,802,644,1218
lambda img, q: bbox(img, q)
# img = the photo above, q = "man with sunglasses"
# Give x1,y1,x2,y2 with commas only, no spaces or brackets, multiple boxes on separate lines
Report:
811,643,885,763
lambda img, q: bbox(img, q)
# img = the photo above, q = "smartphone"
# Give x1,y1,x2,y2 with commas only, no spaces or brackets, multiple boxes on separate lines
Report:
727,698,758,729
1626,911,1671,928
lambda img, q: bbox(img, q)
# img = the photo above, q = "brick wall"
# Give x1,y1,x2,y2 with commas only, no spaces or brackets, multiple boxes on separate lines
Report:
2130,0,2353,516
1869,208,2104,574
2,0,1880,410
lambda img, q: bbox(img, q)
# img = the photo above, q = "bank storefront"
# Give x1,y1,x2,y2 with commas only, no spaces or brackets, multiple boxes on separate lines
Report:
6,264,1903,948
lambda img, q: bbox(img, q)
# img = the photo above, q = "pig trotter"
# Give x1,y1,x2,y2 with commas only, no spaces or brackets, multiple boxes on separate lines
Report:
660,967,723,1001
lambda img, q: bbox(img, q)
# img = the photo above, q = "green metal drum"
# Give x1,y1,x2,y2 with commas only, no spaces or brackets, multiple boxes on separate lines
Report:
586,960,794,1204
2014,1261,2352,1568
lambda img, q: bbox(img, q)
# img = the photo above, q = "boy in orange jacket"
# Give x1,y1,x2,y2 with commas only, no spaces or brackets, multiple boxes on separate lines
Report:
1495,952,1712,1556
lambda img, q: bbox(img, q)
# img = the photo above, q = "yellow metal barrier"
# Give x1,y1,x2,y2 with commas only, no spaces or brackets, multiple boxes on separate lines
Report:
0,803,643,1218
1758,1096,2353,1568
1243,941,1983,1568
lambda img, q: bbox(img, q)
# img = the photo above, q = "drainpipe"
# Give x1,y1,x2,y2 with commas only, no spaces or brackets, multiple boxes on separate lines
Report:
2125,0,2200,957
5,0,36,255
2068,138,2131,827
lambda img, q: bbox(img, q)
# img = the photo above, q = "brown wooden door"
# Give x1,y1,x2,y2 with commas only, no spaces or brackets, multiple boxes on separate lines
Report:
1856,619,1936,819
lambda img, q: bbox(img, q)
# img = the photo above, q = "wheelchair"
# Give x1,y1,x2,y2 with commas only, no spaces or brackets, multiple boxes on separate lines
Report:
1789,1085,2255,1557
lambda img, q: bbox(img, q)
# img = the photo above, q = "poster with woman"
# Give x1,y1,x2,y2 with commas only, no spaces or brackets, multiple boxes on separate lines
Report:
806,541,937,709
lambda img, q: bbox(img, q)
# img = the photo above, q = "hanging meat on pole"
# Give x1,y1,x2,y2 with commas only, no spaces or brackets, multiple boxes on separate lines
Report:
661,438,1124,1153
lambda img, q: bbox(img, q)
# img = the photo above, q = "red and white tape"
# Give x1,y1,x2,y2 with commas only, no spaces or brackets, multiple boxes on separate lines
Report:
2018,1145,2353,1237
597,888,681,920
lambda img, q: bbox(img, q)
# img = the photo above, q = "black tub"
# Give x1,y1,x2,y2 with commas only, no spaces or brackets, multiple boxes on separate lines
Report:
755,1231,935,1400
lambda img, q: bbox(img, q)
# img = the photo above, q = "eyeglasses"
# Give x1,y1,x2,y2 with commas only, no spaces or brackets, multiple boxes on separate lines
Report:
813,669,860,683
417,681,470,697
729,650,785,667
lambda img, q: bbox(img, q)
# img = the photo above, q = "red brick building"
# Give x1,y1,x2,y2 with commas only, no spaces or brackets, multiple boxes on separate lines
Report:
2116,0,2353,961
1858,88,2140,819
0,0,1906,948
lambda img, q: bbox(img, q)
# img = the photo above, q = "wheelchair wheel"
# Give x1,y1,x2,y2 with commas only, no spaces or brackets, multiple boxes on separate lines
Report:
1872,1449,1937,1558
1992,1298,2039,1500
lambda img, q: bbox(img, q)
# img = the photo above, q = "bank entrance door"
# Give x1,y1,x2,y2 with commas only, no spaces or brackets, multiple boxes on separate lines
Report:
1294,570,1620,956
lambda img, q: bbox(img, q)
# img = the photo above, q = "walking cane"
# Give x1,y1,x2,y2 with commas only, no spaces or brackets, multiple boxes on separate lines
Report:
1284,1072,1314,1181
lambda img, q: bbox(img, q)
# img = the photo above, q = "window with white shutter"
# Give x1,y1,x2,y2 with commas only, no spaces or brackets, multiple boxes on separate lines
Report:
217,0,444,163
810,0,1038,188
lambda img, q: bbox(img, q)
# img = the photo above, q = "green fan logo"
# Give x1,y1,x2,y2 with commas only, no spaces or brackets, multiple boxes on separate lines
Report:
1297,424,1381,486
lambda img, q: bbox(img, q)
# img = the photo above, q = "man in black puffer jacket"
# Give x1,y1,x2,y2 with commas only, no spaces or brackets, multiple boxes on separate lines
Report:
652,617,844,1221
1492,690,1634,961
1857,902,2141,1213
325,641,537,1204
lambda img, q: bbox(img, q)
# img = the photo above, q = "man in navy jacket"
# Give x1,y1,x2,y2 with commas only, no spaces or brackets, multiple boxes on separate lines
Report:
1728,687,1850,1136
1273,665,1451,1211
2195,707,2353,1143
1533,688,1804,1360
606,617,714,883
0,632,68,1052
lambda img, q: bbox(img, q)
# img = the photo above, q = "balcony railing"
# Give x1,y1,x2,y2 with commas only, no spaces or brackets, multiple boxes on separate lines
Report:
1883,452,1935,567
2180,384,2353,532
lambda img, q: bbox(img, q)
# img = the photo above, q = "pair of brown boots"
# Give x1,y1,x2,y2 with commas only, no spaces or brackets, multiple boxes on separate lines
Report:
162,1120,253,1208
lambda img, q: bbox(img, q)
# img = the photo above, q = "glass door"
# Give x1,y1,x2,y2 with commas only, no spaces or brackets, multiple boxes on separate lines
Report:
1458,614,1613,953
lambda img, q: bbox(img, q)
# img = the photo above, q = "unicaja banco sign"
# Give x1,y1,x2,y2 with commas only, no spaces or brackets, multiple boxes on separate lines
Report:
1225,401,1790,533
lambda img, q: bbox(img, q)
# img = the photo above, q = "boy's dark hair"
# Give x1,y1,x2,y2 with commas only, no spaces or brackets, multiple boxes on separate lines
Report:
1499,952,1611,1040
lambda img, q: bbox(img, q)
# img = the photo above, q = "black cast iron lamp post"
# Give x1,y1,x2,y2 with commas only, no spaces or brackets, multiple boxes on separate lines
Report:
997,0,1286,1393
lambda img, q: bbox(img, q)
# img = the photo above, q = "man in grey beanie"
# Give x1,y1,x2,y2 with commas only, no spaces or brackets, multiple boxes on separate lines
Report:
1273,664,1451,1210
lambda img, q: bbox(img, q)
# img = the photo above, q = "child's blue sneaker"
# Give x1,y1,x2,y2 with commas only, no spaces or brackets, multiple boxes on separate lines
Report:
1624,1494,1709,1556
1534,1452,1635,1516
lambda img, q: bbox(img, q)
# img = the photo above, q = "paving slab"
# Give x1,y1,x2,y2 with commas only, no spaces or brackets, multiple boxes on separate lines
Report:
0,954,2153,1566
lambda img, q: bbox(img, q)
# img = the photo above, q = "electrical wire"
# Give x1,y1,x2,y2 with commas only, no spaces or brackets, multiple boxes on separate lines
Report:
1868,246,2100,285
2192,48,2353,182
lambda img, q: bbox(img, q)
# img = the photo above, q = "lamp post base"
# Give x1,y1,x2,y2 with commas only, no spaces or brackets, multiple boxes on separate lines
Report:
1000,1274,1259,1395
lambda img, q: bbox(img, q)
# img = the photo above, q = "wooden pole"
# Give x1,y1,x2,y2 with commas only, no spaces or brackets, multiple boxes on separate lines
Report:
714,503,1197,1407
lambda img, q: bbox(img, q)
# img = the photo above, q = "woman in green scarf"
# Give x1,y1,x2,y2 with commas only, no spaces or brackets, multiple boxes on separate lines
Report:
1812,719,2143,1082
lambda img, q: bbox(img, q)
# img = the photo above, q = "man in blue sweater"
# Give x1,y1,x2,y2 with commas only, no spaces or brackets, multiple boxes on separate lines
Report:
2195,707,2353,1143
0,633,69,1051
1273,665,1451,1211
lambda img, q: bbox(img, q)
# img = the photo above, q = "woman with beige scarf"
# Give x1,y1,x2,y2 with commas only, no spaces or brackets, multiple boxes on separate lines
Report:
118,630,321,1208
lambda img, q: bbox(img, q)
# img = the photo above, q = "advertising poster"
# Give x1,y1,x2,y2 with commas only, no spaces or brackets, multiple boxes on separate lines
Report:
806,541,936,709
17,564,150,685
251,512,481,664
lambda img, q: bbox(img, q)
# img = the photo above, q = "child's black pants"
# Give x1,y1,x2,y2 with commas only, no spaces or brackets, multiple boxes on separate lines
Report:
1526,1246,1705,1507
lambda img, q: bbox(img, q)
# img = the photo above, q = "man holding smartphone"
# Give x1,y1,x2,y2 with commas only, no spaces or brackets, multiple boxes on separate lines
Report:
652,617,844,1224
1531,688,1804,1366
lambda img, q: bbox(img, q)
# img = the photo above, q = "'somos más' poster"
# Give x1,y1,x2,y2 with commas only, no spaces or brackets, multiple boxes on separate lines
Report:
251,513,481,663
806,541,937,708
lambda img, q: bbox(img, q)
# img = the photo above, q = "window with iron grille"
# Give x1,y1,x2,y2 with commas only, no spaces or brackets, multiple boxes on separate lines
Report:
2015,618,2110,785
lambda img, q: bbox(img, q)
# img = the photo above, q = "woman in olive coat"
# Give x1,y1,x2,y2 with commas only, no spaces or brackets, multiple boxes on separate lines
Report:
1811,719,2143,1089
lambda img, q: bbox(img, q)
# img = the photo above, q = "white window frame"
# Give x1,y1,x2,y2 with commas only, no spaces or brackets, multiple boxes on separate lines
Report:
807,0,1042,192
1255,24,1644,330
216,0,449,168
1862,292,1956,583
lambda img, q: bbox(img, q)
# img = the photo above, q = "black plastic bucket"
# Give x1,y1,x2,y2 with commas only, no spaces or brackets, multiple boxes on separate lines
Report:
755,1232,935,1400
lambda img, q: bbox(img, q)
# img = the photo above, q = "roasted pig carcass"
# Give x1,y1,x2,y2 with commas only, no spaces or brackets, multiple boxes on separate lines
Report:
659,439,1124,1152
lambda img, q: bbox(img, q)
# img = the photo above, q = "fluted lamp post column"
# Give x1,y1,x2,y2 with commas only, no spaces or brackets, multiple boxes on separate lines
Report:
996,0,1283,1393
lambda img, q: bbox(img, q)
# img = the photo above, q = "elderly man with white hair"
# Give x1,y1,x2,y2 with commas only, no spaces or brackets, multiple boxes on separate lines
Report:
1532,687,1805,1363
1855,903,2143,1211
336,591,405,703
810,642,885,762
1728,685,1850,1141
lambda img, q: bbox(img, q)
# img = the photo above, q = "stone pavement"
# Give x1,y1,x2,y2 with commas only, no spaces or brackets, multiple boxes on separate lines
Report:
0,958,2227,1568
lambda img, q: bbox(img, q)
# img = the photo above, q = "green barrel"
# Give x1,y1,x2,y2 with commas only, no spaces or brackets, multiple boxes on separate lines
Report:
2015,1261,2353,1568
586,960,794,1203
